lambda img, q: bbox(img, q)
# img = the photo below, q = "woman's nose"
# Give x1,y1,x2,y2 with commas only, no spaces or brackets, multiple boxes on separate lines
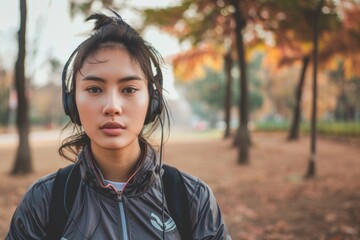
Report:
103,92,122,117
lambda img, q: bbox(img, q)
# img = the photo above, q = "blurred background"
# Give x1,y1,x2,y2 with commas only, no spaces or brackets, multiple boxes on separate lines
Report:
1,0,359,141
1,0,360,239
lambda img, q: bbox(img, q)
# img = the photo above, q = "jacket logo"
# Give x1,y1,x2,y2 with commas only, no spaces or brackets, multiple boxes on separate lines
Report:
150,212,176,232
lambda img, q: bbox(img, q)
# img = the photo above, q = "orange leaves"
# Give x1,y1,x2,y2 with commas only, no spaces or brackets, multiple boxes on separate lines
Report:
263,47,283,69
170,45,224,82
342,1,360,30
326,55,360,79
343,54,360,77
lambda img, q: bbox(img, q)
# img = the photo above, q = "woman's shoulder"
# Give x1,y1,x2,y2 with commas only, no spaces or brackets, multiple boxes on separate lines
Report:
6,171,59,239
177,169,231,239
177,170,216,204
27,171,57,196
18,171,58,211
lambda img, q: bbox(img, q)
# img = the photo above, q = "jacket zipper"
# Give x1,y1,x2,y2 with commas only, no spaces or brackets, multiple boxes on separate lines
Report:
114,154,146,240
96,152,146,240
117,192,129,240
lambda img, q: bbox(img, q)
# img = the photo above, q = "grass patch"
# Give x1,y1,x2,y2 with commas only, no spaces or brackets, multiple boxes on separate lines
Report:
254,121,360,138
169,128,223,141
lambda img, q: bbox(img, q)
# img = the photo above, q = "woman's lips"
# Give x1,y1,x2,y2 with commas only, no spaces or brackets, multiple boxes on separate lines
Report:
100,122,125,136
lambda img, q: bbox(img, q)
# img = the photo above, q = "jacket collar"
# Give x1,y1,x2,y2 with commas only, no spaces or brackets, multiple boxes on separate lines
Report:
78,140,161,198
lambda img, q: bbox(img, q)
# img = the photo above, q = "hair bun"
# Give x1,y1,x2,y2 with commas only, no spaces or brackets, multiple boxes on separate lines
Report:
86,10,123,31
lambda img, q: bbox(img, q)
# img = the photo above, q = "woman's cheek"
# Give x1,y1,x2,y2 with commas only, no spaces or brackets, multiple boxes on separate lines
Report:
76,91,86,104
76,92,91,119
139,96,150,117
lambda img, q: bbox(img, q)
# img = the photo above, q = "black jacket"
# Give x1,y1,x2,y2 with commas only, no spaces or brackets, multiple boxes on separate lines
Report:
7,143,231,239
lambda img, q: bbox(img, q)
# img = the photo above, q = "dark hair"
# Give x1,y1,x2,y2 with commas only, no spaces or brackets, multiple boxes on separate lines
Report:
59,10,170,161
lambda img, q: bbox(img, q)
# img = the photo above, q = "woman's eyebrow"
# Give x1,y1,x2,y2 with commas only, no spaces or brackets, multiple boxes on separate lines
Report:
81,75,143,82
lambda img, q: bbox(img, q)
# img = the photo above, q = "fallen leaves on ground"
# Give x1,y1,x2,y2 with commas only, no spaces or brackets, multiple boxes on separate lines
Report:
1,132,359,239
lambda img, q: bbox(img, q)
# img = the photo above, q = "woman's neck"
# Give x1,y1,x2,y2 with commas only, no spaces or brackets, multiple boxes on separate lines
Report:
90,140,142,182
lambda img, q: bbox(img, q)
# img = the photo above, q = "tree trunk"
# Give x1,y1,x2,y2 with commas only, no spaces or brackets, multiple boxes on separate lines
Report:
339,61,347,120
305,0,323,179
12,0,32,175
231,0,250,164
288,56,310,140
224,49,233,139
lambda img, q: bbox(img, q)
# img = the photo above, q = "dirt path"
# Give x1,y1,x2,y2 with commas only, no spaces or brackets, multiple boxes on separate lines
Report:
1,132,359,239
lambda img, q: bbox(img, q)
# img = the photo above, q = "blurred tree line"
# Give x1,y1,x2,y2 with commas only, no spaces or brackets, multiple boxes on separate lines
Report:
142,0,360,166
181,53,264,128
0,61,66,128
0,68,11,126
2,50,358,130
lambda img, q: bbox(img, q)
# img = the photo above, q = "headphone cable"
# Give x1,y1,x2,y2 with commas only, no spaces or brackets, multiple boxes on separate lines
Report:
158,117,166,240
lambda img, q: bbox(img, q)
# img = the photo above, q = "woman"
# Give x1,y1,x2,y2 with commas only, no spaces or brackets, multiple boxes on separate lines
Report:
7,11,231,240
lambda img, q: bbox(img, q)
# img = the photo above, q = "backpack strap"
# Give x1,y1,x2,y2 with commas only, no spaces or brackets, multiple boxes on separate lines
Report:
46,163,81,240
162,164,192,240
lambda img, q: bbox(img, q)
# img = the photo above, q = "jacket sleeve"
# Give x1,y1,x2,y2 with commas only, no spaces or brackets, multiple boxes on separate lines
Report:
6,176,54,240
183,173,232,240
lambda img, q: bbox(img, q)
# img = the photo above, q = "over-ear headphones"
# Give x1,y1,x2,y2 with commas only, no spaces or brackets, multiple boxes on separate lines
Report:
62,48,82,126
144,66,164,125
62,50,164,126
63,90,81,126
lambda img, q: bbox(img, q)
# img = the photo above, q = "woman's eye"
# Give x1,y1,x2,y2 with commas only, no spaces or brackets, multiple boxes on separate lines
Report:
122,87,137,94
86,87,102,94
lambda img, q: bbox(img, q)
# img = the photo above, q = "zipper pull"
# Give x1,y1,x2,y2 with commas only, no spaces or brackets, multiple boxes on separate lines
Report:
117,191,123,201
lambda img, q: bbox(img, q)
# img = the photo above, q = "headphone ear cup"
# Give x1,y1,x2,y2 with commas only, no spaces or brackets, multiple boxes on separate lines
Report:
64,92,81,126
144,66,163,125
144,92,163,125
62,91,71,117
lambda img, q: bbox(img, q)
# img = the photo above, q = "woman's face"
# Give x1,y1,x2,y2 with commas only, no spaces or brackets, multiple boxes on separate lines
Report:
75,45,149,152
